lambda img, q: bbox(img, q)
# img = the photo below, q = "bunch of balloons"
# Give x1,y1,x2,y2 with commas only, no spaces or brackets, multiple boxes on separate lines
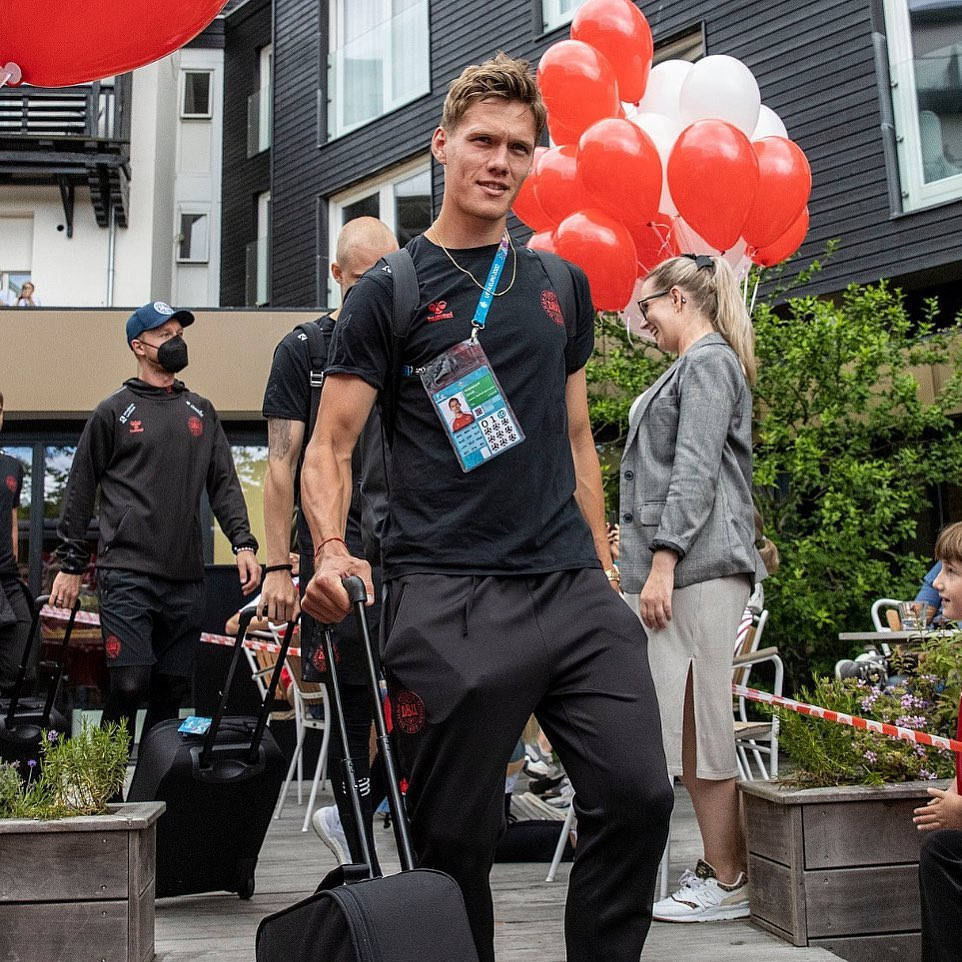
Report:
515,0,812,311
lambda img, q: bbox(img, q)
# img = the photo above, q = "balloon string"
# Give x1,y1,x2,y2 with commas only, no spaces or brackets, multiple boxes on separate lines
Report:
747,275,760,317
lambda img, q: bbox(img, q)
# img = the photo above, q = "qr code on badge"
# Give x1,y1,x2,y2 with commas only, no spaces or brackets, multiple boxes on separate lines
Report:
479,408,520,452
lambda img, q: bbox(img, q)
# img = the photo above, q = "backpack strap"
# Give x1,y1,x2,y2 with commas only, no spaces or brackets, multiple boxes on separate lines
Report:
530,248,577,342
380,248,420,445
294,314,336,443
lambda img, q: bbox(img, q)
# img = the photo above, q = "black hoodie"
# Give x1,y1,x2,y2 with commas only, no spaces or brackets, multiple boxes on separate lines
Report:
56,379,256,580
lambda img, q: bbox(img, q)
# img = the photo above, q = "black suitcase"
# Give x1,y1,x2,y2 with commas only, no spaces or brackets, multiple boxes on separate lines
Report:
0,589,77,772
255,576,480,962
126,608,295,899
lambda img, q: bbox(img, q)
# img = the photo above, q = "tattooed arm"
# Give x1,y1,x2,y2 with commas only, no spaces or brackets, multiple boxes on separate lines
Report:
259,417,305,623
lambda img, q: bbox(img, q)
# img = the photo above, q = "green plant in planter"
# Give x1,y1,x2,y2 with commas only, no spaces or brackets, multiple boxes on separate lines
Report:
774,634,962,787
0,721,128,818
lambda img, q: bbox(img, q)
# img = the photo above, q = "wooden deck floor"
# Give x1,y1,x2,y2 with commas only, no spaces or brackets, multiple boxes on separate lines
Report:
153,781,840,962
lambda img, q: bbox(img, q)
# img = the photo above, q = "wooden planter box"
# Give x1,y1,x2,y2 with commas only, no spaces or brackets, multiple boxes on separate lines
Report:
0,801,165,962
740,779,933,962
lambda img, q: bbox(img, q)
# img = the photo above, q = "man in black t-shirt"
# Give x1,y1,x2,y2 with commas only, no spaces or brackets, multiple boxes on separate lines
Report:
0,391,32,696
300,56,673,962
260,216,397,868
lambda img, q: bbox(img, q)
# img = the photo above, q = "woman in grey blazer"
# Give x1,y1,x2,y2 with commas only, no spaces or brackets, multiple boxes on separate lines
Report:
619,253,757,923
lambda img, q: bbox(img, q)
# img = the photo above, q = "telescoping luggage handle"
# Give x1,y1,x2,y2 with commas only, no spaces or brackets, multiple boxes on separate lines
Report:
4,589,80,732
199,606,297,769
328,575,416,875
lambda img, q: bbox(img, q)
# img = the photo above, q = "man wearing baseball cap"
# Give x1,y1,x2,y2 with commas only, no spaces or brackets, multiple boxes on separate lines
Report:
50,302,261,752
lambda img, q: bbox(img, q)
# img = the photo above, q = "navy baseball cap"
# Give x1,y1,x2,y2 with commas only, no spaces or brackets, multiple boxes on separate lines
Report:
126,301,195,343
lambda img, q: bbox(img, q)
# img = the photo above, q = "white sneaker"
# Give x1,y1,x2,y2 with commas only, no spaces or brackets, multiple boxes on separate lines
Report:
312,805,348,864
652,860,749,922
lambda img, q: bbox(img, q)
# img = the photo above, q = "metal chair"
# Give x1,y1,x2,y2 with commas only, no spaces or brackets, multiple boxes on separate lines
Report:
871,598,906,631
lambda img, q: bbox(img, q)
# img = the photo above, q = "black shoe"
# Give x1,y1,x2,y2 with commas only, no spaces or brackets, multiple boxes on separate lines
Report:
528,773,565,796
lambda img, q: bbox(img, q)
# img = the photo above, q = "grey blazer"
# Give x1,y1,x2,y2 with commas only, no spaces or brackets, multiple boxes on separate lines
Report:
619,332,756,592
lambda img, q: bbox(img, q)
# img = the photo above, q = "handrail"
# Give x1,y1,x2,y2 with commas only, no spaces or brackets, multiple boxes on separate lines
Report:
0,81,129,141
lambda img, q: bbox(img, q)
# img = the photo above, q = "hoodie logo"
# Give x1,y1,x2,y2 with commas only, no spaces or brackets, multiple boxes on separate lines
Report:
129,420,144,434
427,300,454,323
5,475,15,494
187,415,203,437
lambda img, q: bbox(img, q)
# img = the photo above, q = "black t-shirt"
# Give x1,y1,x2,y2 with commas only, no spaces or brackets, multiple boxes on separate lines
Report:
0,452,24,576
326,234,599,578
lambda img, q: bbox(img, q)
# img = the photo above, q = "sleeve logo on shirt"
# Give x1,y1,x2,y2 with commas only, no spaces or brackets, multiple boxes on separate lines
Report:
104,635,122,659
541,290,565,328
187,415,204,437
427,300,454,323
5,475,16,493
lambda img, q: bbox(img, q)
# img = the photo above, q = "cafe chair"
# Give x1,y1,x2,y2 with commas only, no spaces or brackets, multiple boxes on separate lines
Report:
871,598,906,631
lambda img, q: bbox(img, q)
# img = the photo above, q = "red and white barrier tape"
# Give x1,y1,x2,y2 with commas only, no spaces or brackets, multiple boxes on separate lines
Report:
40,605,300,658
734,684,962,755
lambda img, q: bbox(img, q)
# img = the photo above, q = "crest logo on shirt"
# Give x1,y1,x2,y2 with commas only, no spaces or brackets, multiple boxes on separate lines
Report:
187,415,203,437
541,290,565,328
393,689,426,734
426,300,454,323
129,420,144,434
104,635,122,660
4,475,15,493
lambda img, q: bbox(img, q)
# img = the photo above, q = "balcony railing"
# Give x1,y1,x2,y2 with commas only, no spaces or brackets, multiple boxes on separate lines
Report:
246,237,270,306
247,83,272,157
0,79,130,141
327,0,429,139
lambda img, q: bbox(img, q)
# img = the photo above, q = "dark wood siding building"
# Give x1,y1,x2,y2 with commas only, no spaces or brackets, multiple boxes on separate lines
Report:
220,0,962,308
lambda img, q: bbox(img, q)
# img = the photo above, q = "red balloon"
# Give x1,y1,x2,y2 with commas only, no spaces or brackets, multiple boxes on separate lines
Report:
555,209,638,311
527,231,558,255
628,218,679,273
534,146,589,225
667,120,759,252
571,0,654,104
2,0,228,87
537,40,620,142
578,118,661,228
742,138,812,249
513,147,555,232
751,207,809,267
547,114,582,146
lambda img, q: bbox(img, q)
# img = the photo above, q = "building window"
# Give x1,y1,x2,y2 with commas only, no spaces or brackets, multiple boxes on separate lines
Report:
246,192,271,306
182,70,213,119
177,210,210,263
327,0,430,139
212,444,268,564
542,0,583,32
883,0,962,211
653,24,705,65
248,44,273,157
326,158,431,304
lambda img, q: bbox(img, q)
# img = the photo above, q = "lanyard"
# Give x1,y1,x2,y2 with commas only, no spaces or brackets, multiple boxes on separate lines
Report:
470,233,511,340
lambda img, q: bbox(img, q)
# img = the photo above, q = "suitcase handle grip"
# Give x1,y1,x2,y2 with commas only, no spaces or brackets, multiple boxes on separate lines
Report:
342,575,367,606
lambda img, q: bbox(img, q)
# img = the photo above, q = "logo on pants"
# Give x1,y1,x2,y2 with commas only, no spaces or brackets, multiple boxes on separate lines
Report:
104,635,122,659
394,689,426,734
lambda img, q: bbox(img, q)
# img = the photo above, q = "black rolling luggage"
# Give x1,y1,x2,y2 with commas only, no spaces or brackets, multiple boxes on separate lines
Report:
126,608,295,899
0,590,77,771
255,576,480,962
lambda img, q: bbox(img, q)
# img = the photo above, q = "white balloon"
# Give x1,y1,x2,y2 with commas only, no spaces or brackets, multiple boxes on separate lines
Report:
678,55,761,137
636,60,693,120
632,112,683,216
752,104,788,141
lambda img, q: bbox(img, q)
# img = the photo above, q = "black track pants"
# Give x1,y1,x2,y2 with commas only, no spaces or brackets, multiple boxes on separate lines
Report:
383,568,673,962
920,828,962,961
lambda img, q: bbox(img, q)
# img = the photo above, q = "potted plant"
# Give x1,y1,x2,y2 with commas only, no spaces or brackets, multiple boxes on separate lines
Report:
740,634,962,962
0,722,164,962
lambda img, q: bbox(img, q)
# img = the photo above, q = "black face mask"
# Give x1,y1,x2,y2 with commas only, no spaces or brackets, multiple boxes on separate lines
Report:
153,335,188,373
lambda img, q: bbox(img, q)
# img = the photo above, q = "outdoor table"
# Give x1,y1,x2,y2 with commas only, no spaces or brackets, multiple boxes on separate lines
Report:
838,629,951,642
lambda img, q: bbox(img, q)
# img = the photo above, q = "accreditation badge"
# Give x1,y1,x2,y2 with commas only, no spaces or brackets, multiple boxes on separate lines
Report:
419,338,525,472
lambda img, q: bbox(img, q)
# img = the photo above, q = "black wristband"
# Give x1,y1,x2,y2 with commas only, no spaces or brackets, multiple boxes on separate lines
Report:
262,564,294,575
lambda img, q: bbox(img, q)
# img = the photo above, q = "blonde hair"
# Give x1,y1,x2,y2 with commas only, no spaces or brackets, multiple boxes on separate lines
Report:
935,522,962,566
441,52,546,138
646,255,756,386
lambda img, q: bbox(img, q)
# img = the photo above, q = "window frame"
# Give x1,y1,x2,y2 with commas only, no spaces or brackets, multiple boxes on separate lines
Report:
326,155,431,305
176,207,211,264
541,0,582,33
180,69,214,120
882,0,962,212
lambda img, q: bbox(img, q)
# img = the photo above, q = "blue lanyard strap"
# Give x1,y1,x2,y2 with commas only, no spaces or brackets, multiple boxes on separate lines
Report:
471,233,511,337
